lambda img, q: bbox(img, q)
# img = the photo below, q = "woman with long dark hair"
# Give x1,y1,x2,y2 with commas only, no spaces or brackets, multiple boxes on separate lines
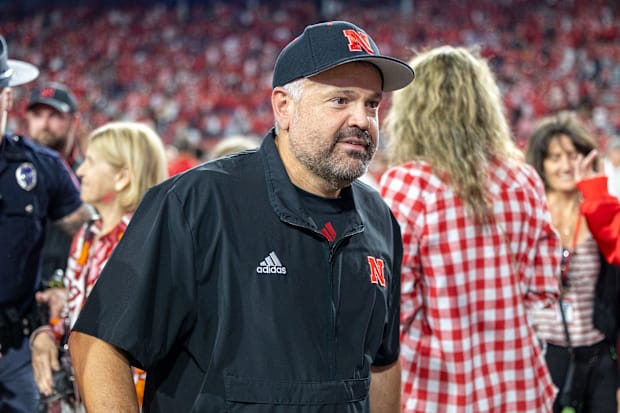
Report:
526,111,620,413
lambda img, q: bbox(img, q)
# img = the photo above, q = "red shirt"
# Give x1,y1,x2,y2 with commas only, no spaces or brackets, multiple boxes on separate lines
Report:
168,153,199,177
577,176,620,265
65,214,132,328
380,159,560,412
63,213,146,403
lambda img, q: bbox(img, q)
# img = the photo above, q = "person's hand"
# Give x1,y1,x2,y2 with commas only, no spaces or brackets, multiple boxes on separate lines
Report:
35,287,68,320
574,149,599,183
31,331,60,396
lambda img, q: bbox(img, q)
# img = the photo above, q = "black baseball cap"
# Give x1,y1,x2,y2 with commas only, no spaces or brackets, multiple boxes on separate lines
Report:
272,21,414,92
28,82,77,113
0,35,39,88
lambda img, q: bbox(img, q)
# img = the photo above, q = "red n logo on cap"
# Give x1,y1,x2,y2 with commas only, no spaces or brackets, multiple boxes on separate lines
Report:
40,87,55,98
367,256,386,287
342,30,375,55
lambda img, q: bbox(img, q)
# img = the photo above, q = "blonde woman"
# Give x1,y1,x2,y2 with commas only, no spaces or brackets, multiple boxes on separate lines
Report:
31,121,167,408
379,46,561,412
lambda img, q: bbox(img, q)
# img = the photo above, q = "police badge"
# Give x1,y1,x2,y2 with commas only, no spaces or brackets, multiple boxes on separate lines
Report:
16,162,37,191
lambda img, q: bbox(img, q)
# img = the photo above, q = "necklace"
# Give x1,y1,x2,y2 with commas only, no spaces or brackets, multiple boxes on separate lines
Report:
560,222,575,238
549,198,580,246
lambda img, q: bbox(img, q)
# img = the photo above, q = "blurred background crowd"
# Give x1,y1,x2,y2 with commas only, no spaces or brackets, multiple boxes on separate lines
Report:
2,0,619,159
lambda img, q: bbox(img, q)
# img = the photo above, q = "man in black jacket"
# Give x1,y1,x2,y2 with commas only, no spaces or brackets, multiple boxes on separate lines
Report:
69,21,414,413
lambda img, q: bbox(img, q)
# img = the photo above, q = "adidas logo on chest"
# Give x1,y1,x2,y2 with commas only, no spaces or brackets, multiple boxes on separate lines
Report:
256,251,288,275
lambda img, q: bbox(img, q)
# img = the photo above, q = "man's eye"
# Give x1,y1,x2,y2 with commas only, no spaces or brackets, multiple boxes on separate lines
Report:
334,97,347,104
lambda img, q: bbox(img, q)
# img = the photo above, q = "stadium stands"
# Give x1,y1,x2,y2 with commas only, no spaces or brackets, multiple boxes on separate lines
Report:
3,0,618,153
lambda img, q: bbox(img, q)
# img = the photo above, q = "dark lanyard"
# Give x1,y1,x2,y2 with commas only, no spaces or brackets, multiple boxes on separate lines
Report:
560,215,581,290
559,214,581,354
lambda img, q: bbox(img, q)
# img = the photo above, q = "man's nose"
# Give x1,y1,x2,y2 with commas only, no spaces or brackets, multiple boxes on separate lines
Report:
348,102,371,131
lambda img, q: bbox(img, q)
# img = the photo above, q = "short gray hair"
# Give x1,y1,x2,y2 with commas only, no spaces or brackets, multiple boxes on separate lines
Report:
282,78,305,101
274,78,305,134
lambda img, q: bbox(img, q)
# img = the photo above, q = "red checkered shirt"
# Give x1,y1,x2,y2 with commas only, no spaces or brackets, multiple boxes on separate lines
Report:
65,213,132,328
380,159,561,413
63,213,146,402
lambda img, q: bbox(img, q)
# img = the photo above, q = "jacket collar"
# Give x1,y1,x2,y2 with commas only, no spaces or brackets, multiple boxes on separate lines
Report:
0,134,31,175
260,128,363,234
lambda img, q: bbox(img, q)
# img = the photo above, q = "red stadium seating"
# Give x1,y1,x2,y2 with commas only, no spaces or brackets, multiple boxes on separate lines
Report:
3,0,618,154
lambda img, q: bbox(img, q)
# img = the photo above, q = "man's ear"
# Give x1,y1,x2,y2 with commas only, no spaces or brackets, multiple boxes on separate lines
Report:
69,112,81,133
271,87,292,132
66,113,81,147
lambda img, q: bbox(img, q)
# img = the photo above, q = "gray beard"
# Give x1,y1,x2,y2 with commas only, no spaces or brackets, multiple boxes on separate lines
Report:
294,144,374,190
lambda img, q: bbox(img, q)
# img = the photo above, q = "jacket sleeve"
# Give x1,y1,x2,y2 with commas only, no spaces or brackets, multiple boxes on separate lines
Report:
577,176,620,266
72,184,197,369
46,151,82,221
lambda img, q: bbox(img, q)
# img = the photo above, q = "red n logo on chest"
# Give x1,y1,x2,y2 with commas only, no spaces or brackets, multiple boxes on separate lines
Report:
367,256,386,287
342,29,375,54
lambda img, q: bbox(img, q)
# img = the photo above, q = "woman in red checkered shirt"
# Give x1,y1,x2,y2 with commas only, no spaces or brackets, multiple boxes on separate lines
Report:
379,46,561,412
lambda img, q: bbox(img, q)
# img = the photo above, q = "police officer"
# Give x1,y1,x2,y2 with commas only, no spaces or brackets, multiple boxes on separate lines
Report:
0,35,90,412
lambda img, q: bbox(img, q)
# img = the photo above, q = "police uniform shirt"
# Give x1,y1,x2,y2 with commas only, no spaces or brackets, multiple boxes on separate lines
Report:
40,153,82,285
0,134,82,310
74,130,402,413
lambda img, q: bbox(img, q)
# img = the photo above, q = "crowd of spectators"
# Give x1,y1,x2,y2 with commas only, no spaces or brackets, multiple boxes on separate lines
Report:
3,0,619,154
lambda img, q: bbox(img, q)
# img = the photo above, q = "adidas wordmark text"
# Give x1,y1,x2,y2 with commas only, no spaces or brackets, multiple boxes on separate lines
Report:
256,251,288,275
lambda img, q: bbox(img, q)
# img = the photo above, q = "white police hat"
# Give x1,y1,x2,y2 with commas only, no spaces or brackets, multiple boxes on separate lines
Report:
0,35,39,88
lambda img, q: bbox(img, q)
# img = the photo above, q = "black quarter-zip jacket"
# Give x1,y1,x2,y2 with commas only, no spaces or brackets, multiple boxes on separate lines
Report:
74,129,402,412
